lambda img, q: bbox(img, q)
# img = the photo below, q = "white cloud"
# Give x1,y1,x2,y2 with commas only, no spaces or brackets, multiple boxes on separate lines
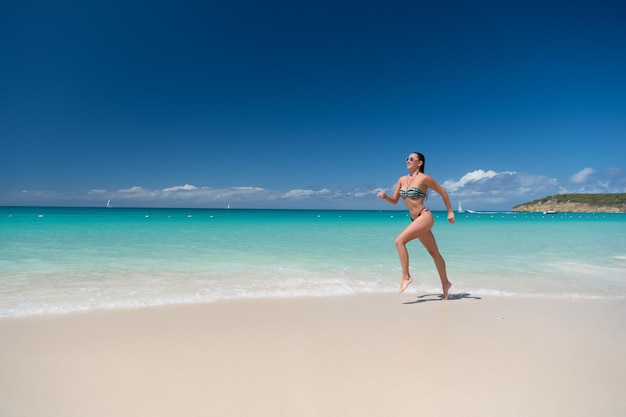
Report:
119,186,146,194
459,169,499,183
4,166,625,210
162,184,198,192
352,189,377,198
570,167,594,184
282,188,331,199
99,184,272,206
116,186,159,199
232,186,265,192
96,174,560,210
443,169,515,192
87,189,108,195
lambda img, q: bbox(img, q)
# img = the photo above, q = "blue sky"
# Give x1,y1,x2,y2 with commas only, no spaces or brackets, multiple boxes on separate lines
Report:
1,0,625,210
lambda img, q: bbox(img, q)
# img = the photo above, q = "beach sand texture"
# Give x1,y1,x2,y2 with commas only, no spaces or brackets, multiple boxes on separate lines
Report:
1,294,624,417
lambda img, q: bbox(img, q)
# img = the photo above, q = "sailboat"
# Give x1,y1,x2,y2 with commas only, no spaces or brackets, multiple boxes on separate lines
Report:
458,202,475,214
106,199,112,208
543,195,557,214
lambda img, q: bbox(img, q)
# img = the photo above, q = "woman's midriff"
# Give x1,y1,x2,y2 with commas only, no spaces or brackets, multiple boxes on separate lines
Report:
405,200,429,221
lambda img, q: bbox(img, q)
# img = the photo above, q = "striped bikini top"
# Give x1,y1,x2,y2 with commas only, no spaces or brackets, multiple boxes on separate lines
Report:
399,187,427,200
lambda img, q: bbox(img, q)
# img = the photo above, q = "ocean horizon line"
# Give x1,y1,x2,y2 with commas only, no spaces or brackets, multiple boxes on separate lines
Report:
0,204,537,214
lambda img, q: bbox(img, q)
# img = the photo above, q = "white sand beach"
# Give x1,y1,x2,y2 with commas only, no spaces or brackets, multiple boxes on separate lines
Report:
1,294,624,417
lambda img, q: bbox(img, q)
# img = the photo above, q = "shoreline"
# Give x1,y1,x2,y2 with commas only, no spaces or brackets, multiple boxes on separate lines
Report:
1,294,625,417
3,290,625,319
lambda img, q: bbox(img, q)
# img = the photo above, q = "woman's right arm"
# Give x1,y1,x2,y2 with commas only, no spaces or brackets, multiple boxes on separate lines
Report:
377,177,402,205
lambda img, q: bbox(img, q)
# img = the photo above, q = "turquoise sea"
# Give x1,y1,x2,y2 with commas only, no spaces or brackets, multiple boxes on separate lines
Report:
1,206,625,317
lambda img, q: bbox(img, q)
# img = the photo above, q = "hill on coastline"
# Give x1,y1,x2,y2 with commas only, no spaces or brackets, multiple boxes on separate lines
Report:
512,193,626,213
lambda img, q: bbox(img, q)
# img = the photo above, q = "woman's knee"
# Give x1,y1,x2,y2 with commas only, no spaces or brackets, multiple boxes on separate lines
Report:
395,234,413,248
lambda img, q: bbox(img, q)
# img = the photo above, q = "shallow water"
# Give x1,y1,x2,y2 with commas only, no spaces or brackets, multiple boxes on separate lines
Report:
1,207,625,316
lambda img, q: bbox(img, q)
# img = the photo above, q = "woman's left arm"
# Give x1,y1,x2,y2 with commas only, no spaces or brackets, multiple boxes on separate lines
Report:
425,176,455,224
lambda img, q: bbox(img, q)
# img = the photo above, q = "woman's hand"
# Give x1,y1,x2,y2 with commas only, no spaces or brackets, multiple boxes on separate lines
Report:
447,212,456,224
377,191,386,199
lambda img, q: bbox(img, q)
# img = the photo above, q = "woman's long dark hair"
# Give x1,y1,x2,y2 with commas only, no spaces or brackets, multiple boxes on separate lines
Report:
412,152,425,173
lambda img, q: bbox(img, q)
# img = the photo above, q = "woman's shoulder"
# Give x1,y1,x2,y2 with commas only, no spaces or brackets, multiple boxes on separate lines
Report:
417,173,435,188
421,173,444,191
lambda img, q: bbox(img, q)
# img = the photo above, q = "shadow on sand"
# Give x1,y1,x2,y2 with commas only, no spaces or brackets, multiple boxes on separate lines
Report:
403,292,482,305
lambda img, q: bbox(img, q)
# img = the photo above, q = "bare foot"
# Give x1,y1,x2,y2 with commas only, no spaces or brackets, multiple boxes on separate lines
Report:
442,281,452,300
398,277,413,293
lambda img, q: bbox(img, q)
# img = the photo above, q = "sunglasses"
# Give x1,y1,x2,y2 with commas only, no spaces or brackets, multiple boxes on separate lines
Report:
406,157,416,162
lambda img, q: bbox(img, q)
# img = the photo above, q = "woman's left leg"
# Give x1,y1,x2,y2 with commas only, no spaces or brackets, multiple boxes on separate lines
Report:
418,231,452,300
394,214,434,293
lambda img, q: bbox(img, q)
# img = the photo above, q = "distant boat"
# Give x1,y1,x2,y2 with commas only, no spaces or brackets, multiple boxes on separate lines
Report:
106,199,112,208
543,195,557,214
458,202,476,214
